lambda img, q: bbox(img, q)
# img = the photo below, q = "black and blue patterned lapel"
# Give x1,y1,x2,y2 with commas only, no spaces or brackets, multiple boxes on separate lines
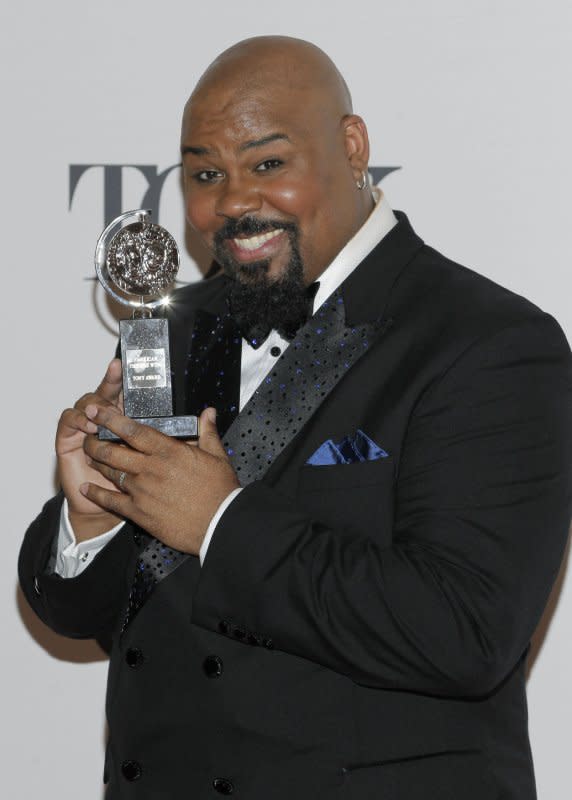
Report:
222,287,387,485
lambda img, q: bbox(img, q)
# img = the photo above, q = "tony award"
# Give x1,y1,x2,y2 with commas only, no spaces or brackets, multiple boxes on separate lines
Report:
95,209,198,441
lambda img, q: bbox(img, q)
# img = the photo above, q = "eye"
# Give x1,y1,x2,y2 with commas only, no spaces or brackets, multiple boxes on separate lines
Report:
193,169,224,184
255,159,283,172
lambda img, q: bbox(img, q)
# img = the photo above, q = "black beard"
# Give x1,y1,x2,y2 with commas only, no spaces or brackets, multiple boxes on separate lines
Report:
214,217,313,341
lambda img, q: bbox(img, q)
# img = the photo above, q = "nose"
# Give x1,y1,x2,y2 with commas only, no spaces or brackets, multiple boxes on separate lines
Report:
215,175,262,219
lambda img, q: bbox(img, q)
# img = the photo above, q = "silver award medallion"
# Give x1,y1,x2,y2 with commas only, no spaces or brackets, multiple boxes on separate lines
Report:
106,221,179,295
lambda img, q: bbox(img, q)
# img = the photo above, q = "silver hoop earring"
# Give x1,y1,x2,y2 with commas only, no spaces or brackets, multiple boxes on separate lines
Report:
356,171,368,190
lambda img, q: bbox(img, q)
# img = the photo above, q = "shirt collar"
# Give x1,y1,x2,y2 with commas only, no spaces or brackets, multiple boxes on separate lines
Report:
312,185,398,312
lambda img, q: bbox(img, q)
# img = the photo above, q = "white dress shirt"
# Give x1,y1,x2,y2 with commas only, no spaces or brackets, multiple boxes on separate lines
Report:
55,186,397,578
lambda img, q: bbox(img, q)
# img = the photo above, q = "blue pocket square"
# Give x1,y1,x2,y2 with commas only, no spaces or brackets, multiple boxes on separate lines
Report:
306,430,389,466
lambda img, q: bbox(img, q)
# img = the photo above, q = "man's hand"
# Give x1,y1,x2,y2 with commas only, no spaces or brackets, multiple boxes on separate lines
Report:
80,406,240,556
56,359,124,541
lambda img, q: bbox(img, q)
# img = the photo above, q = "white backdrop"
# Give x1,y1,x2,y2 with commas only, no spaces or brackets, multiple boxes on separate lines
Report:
3,1,571,796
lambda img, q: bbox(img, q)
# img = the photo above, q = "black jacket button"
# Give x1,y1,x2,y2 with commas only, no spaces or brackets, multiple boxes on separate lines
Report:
270,345,281,357
218,620,230,634
121,760,142,781
125,648,144,669
213,777,234,794
203,655,224,678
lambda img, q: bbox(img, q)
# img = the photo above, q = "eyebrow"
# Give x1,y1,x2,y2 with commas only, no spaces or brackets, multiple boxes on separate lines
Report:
239,133,290,151
181,132,290,157
181,145,210,156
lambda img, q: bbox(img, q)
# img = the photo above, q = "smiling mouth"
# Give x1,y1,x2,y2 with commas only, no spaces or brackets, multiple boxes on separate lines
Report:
231,228,284,253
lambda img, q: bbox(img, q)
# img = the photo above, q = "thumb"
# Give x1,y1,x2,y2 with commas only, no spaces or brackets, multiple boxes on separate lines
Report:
95,358,123,403
198,407,227,458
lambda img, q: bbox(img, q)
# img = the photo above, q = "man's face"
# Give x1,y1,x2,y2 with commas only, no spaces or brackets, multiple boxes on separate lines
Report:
180,84,363,287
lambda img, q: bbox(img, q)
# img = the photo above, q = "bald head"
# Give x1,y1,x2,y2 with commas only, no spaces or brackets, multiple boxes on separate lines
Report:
188,36,353,119
180,36,372,290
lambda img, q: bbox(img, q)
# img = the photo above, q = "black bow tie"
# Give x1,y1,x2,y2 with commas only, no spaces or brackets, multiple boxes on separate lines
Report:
231,282,320,349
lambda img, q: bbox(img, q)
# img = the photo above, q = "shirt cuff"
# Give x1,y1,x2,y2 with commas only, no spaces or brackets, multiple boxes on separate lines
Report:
54,499,125,579
199,488,243,566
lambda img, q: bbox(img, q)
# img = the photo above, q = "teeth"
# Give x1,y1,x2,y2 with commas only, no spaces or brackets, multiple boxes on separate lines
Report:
233,229,283,251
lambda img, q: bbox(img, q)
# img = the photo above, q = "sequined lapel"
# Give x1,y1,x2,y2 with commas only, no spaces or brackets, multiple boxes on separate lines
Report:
222,287,387,485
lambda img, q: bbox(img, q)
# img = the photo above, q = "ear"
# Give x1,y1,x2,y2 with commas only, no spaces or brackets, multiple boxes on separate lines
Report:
342,114,370,181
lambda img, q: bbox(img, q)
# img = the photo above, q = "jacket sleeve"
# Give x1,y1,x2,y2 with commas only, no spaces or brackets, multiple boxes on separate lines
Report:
192,314,572,697
18,492,139,639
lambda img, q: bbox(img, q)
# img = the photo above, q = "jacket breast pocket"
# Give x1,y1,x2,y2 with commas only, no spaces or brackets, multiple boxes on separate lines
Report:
296,457,395,546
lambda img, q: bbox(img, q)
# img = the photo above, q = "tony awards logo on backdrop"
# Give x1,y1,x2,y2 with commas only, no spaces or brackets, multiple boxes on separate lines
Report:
95,209,198,441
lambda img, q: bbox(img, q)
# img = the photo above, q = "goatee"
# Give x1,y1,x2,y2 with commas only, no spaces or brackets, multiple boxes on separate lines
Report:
213,217,316,342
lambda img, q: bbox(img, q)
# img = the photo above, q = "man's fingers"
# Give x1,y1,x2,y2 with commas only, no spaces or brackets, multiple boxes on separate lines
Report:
89,461,129,492
94,359,123,402
84,435,143,473
198,408,228,459
84,401,121,423
72,359,122,416
57,407,99,438
94,406,169,456
79,481,130,517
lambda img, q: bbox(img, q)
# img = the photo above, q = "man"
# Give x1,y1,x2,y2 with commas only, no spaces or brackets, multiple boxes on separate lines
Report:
19,36,572,799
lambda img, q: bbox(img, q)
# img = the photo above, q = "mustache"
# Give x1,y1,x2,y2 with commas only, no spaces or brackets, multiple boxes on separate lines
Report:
214,217,298,244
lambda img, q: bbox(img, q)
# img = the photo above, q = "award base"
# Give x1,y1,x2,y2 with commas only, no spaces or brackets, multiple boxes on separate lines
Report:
98,414,198,442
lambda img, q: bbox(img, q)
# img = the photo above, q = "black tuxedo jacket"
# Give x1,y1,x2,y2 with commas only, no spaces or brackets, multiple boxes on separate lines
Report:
19,213,572,799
